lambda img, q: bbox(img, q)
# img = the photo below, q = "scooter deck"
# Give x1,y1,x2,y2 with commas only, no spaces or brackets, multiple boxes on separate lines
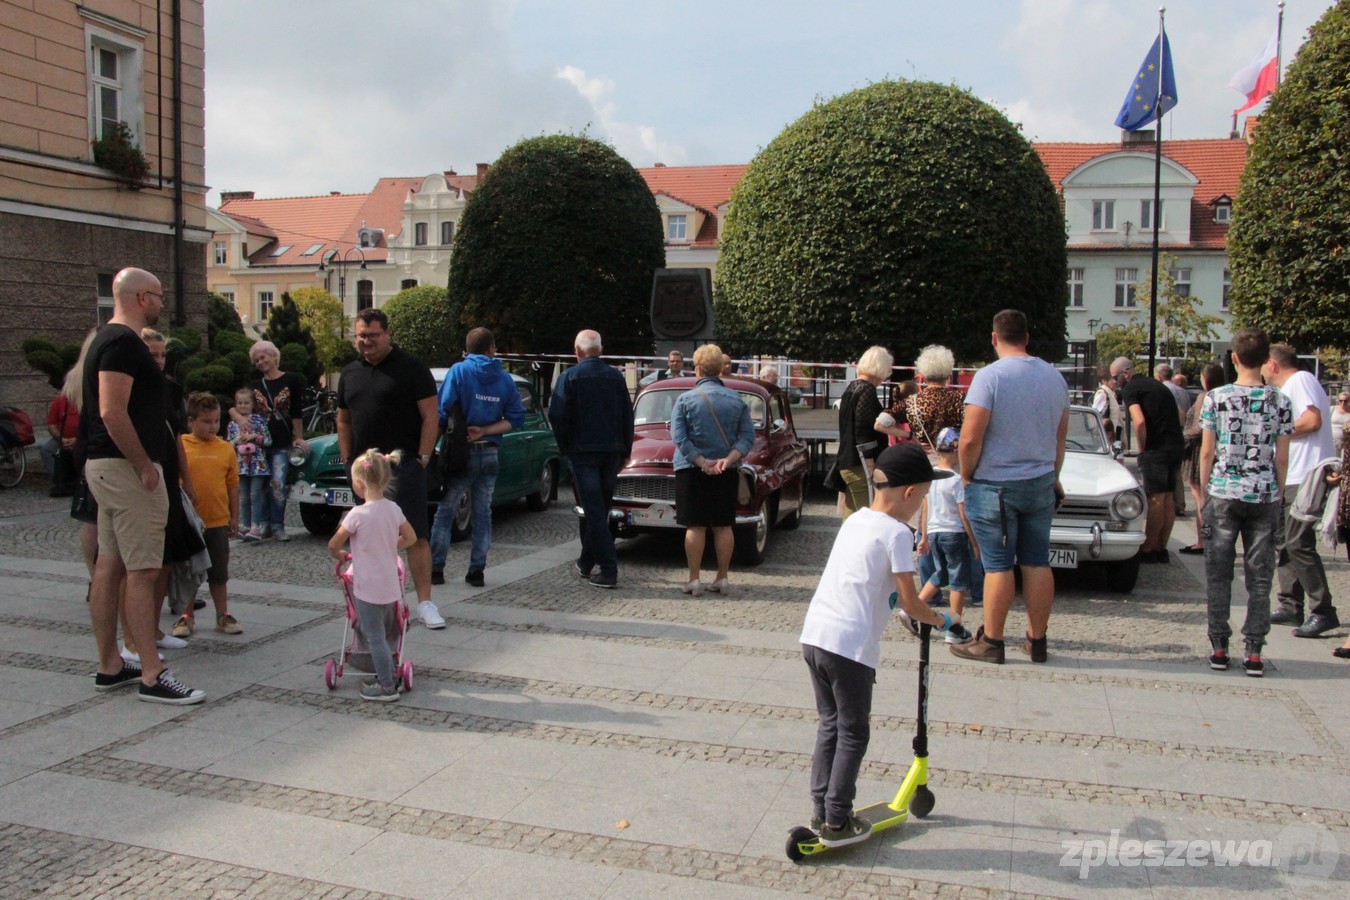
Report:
855,799,908,833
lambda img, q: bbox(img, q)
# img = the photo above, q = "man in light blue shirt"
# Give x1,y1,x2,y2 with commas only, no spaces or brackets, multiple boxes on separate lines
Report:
951,309,1069,665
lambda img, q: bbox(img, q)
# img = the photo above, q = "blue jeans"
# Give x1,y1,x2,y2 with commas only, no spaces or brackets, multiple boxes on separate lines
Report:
926,531,974,592
918,538,985,604
240,474,268,531
430,444,498,573
266,448,290,531
1203,497,1280,647
571,452,623,579
965,473,1057,572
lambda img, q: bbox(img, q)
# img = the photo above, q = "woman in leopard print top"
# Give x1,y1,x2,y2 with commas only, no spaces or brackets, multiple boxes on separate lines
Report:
877,345,964,450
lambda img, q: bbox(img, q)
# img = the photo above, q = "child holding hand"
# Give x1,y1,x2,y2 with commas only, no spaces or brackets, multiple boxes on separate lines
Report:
227,386,271,542
328,449,416,702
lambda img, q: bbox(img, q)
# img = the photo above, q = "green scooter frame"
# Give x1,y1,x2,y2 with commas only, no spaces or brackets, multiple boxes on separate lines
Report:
786,608,935,861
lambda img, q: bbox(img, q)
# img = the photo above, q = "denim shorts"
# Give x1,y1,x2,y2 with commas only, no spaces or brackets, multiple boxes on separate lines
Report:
926,531,973,592
965,472,1057,572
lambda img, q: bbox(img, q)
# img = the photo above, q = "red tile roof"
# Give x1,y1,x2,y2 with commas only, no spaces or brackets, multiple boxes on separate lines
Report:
219,193,369,267
639,164,748,246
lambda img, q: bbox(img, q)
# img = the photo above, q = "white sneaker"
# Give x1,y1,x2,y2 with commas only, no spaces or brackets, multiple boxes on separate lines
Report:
156,634,189,650
418,600,445,630
273,528,290,542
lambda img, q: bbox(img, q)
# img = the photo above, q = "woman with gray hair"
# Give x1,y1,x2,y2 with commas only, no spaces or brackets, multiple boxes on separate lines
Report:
877,344,964,451
835,345,893,516
234,341,309,541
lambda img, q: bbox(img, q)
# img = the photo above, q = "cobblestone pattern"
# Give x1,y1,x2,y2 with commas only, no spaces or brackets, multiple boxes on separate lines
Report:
405,661,1348,774
0,608,340,657
50,752,1027,899
0,822,405,899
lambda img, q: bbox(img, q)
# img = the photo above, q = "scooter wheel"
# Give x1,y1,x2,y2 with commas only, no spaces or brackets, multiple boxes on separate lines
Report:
323,659,337,690
400,662,414,692
910,785,936,818
785,825,817,862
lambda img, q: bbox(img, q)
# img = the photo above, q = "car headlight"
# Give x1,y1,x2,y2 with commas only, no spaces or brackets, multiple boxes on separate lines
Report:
289,444,309,467
1111,490,1145,520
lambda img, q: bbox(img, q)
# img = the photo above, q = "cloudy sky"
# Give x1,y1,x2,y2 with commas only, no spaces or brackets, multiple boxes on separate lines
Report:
203,0,1330,205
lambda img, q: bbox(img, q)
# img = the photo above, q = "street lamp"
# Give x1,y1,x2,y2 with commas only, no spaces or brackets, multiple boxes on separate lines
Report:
318,246,367,315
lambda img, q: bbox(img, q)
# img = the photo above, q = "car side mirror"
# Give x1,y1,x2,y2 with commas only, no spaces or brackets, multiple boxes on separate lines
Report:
1111,440,1123,458
771,418,786,434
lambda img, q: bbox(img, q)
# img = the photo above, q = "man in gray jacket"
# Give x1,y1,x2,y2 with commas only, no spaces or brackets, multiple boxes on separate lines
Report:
549,330,634,588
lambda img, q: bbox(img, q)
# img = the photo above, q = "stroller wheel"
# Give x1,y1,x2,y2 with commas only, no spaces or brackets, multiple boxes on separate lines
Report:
400,662,414,692
324,659,337,690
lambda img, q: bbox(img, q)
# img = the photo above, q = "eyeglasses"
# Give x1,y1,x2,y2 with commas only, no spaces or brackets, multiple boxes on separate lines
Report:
142,290,163,301
354,331,386,341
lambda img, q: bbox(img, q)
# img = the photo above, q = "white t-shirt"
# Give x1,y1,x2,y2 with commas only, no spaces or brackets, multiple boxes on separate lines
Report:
1280,370,1335,486
800,507,915,669
926,472,965,534
341,498,407,604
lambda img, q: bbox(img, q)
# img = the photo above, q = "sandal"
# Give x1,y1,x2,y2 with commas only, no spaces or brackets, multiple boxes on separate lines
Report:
1178,545,1204,555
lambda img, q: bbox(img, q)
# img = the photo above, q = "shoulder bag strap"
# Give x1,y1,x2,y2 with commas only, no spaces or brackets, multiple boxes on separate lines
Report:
695,388,734,453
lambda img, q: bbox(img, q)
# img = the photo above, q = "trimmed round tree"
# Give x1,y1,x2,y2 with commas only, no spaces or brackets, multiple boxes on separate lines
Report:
448,134,665,354
715,80,1066,364
1229,3,1350,351
383,285,458,366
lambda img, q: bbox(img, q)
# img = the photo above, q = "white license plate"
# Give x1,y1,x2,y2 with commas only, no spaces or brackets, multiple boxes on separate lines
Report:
630,503,679,527
325,488,355,508
1047,547,1078,568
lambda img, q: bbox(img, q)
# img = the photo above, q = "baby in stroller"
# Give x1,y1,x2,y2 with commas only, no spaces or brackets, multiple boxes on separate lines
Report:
327,448,416,701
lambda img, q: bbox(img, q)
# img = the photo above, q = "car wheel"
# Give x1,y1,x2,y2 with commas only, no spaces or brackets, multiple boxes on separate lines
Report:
1106,553,1141,594
526,461,556,512
450,493,472,542
299,503,341,536
733,501,770,566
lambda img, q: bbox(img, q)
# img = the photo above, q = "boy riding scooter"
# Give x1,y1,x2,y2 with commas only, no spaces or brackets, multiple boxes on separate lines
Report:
799,442,966,847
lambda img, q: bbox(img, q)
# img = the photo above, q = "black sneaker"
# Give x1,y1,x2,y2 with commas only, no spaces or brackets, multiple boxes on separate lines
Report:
1243,655,1264,677
1293,613,1341,638
589,573,617,589
465,569,485,587
817,815,870,847
93,660,142,692
1209,650,1230,671
1269,608,1302,626
574,561,592,578
193,598,207,611
138,669,206,705
430,569,445,586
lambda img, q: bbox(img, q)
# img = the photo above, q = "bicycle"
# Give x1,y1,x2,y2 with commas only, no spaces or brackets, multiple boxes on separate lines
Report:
301,388,339,435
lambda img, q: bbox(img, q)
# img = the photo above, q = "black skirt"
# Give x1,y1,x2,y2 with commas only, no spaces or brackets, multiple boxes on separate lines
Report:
675,467,738,528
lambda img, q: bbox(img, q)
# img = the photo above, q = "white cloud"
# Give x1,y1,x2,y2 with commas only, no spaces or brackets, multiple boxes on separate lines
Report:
556,65,688,166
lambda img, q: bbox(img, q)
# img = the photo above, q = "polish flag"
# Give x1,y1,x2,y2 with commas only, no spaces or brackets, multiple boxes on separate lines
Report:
1228,30,1279,115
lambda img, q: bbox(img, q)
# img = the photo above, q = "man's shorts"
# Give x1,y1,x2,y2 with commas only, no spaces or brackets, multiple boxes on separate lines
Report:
389,457,430,539
1137,447,1183,495
203,525,230,585
965,472,1057,573
85,458,168,571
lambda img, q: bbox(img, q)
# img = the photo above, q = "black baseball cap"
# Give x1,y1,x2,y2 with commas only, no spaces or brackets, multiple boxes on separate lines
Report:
872,443,954,488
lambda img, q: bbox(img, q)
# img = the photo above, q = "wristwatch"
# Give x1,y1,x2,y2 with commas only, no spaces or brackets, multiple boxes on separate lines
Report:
419,454,432,466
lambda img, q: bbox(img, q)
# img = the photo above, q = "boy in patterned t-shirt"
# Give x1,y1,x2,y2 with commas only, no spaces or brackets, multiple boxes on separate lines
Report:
1199,328,1294,677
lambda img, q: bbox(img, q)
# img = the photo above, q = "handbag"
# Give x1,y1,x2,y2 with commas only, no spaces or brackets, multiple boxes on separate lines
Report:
695,389,752,505
437,400,469,481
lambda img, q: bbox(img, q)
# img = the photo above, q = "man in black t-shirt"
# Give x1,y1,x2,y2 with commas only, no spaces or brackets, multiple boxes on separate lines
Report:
1111,356,1184,564
83,267,204,705
336,308,444,629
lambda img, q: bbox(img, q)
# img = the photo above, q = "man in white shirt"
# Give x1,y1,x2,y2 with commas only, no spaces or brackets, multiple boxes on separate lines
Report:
1264,343,1339,637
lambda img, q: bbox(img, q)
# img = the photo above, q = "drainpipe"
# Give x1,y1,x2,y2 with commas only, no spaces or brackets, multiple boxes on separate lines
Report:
171,0,185,325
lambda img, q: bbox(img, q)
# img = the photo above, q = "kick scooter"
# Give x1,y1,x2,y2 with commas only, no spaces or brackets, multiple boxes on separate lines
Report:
786,607,936,861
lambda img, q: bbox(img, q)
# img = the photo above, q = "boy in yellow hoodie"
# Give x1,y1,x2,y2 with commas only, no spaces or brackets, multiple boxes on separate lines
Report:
173,392,242,637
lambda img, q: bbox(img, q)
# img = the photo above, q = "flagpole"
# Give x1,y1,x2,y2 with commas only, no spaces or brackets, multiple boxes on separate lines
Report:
1147,7,1165,376
1276,0,1285,85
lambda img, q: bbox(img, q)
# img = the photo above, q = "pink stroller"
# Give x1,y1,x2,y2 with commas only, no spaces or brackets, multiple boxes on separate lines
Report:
323,556,414,692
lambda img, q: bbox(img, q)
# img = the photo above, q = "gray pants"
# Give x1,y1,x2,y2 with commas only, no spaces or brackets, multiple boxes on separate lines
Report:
1203,497,1280,648
1275,483,1336,619
803,643,873,826
355,597,396,690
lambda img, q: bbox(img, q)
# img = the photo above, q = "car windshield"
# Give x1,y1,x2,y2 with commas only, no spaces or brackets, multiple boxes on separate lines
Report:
633,389,766,430
1064,407,1110,455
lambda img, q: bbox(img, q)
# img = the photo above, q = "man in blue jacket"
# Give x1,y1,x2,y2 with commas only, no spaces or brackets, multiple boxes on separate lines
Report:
430,327,525,587
549,330,635,588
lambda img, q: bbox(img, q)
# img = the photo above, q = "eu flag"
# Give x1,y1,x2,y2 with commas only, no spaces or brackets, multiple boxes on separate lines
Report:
1114,32,1178,131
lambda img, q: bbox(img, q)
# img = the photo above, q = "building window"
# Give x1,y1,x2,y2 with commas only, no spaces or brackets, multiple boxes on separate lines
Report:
97,273,115,325
1140,200,1164,231
357,280,373,311
258,290,275,322
441,221,455,245
1092,200,1115,231
1067,268,1084,308
414,223,427,246
667,215,688,241
1114,268,1138,308
301,243,324,256
1214,204,1232,224
1169,268,1191,298
401,279,418,291
269,244,292,257
218,289,235,307
1222,269,1231,310
213,241,227,266
85,26,144,147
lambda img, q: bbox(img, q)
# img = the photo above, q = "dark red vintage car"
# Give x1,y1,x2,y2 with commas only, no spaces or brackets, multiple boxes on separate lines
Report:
603,376,810,564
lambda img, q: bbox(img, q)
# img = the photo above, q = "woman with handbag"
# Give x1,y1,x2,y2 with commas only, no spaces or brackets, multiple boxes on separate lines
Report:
834,346,893,517
670,344,755,595
1179,363,1225,555
876,345,965,454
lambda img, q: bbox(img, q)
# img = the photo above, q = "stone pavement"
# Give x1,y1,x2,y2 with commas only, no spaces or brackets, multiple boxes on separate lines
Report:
0,475,1348,898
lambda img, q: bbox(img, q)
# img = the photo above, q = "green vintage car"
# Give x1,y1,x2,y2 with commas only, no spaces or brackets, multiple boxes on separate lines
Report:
288,371,562,538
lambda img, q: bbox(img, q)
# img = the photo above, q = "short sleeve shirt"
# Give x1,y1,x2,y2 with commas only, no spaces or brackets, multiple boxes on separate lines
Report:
80,324,167,462
1200,384,1293,503
253,372,303,448
1121,376,1184,454
1280,370,1335,486
926,473,966,534
342,498,407,604
964,356,1069,481
338,347,437,457
799,508,915,670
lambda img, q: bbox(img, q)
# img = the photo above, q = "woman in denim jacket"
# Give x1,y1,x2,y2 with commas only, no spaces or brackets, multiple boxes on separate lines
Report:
671,344,755,595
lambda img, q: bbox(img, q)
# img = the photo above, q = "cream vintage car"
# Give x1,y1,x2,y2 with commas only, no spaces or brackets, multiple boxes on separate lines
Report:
1049,405,1147,592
